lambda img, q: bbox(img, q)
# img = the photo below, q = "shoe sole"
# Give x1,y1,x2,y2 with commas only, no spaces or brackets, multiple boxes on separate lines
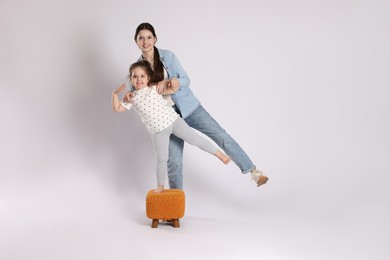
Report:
257,176,269,187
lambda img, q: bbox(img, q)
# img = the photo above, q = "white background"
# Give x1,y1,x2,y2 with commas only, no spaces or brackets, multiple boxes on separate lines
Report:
1,0,389,259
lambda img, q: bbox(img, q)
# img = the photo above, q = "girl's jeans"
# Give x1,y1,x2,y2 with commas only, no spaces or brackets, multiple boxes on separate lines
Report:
167,105,256,189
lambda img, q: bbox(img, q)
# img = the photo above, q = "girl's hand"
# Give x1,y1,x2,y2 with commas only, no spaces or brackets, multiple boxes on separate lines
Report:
112,84,127,112
113,84,125,95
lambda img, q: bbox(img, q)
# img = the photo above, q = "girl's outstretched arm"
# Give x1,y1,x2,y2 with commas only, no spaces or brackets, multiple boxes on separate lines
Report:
112,84,127,112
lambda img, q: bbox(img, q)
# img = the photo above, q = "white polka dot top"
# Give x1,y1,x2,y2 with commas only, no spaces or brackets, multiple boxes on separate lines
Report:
121,86,179,134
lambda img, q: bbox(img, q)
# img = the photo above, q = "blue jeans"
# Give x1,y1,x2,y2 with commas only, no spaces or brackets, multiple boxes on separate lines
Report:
167,105,256,189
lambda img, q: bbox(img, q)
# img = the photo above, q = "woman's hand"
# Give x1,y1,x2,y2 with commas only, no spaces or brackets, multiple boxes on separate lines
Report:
123,91,136,103
156,80,168,94
168,77,179,93
155,78,179,95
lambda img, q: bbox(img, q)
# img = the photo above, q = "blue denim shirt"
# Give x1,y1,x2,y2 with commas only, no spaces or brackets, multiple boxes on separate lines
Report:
135,48,200,119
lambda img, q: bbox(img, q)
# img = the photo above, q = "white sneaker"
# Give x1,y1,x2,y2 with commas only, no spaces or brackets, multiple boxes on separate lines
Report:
250,169,269,187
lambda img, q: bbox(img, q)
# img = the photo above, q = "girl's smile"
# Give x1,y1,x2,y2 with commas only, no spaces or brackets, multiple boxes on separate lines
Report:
130,67,150,90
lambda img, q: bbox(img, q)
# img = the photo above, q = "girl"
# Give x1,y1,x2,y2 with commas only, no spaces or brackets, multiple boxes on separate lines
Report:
124,23,268,189
112,60,231,193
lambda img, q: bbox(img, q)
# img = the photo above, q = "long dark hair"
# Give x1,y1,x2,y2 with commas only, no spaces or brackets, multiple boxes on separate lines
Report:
134,23,164,84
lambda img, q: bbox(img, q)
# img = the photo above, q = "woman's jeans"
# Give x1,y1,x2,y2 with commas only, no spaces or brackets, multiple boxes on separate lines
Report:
167,105,255,189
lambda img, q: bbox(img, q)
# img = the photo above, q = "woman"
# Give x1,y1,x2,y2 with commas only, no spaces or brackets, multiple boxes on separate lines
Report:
126,22,268,189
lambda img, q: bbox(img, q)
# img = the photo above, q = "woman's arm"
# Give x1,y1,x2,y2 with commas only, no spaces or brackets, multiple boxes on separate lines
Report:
159,49,190,90
112,84,127,112
170,52,190,89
